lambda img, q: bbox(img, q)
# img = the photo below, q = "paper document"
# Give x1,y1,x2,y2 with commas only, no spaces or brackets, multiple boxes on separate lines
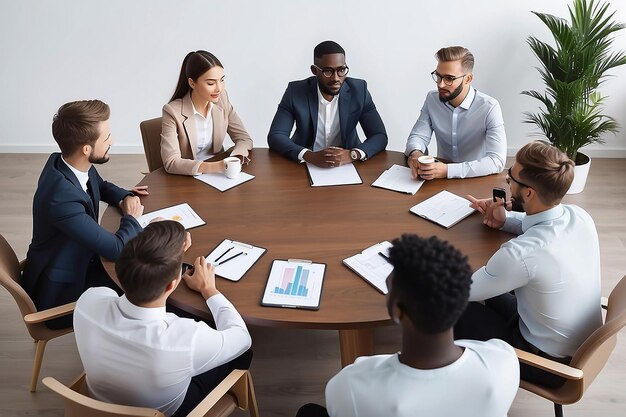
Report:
306,163,362,187
372,164,424,195
343,241,393,294
205,239,267,282
409,191,475,229
137,203,205,229
261,259,326,310
195,172,255,192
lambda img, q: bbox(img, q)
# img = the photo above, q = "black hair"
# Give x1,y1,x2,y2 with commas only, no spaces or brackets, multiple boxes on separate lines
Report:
313,40,345,60
170,50,223,102
388,234,472,334
116,221,186,305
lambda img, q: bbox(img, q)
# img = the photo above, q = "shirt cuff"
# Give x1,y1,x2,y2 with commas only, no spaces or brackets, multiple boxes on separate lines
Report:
446,163,461,179
355,149,366,161
297,148,309,163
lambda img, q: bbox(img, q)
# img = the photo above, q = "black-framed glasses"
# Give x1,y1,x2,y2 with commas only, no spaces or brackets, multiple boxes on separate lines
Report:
313,64,349,78
431,70,466,86
506,167,532,188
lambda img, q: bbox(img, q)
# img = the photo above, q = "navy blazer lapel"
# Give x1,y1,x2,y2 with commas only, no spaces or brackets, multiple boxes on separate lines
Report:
55,156,97,219
87,169,100,219
338,81,351,145
307,79,318,147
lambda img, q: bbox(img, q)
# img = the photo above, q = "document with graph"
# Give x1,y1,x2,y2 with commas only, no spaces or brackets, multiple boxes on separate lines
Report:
137,203,205,230
343,241,393,294
409,190,475,229
261,259,326,310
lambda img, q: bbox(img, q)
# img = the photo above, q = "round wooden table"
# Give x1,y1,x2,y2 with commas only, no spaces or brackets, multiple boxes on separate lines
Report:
102,149,511,366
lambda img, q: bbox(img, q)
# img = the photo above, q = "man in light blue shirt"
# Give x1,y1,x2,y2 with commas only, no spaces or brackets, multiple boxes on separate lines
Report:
405,46,506,179
457,141,602,388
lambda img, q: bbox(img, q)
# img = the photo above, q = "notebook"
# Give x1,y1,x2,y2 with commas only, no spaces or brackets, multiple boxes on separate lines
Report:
409,191,475,229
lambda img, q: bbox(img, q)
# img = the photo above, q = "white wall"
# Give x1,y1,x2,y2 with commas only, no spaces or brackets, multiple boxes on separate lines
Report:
2,0,626,157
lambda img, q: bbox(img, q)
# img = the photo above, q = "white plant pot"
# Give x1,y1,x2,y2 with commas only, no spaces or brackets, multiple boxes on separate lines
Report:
567,153,591,194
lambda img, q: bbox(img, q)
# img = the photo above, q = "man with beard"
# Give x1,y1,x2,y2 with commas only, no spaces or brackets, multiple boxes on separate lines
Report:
22,100,147,329
456,141,602,387
268,40,387,167
405,46,506,179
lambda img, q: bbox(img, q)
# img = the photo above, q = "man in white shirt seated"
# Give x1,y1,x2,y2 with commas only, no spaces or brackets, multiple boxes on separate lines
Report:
73,221,252,417
458,141,602,387
297,234,519,417
405,46,507,180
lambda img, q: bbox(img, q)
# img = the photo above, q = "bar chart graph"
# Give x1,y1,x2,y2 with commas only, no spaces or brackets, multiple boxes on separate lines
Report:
273,265,311,297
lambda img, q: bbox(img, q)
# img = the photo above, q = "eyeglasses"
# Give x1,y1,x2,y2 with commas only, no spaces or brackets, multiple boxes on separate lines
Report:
431,70,466,86
313,64,349,78
506,167,532,188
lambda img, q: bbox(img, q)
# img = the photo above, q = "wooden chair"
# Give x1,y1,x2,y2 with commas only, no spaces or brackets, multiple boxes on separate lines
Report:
515,274,626,417
140,117,164,172
0,233,75,392
43,369,259,417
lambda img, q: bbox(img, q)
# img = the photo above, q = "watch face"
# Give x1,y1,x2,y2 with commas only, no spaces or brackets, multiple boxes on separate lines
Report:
350,150,358,160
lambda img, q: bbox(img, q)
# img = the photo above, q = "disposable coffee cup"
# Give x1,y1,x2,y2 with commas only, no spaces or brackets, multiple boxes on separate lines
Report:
224,157,242,179
417,155,435,166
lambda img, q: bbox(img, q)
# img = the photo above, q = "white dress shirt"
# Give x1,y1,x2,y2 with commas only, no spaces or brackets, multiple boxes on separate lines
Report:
298,87,341,161
74,287,251,417
405,88,507,178
470,204,603,357
193,102,215,161
61,155,89,192
325,339,519,417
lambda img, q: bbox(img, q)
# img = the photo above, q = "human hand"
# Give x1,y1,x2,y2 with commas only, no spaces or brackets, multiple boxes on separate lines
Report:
131,185,149,196
199,161,227,174
120,195,144,219
182,256,220,300
325,147,351,167
407,150,424,179
303,150,329,167
466,194,508,229
418,161,447,180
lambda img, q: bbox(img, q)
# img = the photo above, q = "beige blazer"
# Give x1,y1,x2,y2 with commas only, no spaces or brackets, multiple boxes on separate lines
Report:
160,90,253,175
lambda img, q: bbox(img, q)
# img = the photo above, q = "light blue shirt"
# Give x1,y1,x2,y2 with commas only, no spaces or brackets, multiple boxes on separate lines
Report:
470,205,603,357
405,88,507,178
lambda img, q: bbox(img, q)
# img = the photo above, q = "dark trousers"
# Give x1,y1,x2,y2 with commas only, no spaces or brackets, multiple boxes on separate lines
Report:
454,293,568,388
296,403,330,417
172,349,253,417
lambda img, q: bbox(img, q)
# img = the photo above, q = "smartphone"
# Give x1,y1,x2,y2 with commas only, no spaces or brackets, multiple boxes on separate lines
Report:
492,187,506,203
182,262,194,274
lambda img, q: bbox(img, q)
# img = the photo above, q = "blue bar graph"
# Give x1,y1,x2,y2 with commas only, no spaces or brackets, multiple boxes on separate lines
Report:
274,265,311,297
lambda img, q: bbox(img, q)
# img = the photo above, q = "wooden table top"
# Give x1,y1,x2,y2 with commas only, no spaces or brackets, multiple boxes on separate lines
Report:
102,149,511,330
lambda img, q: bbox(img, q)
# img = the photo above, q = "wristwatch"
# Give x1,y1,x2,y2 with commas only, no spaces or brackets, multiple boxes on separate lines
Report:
350,149,360,161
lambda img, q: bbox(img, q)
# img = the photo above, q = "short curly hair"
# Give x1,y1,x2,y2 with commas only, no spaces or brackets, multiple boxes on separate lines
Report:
388,234,472,334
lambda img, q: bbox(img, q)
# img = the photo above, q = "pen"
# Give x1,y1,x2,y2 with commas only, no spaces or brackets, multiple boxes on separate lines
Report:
214,246,234,263
217,251,245,266
378,252,390,262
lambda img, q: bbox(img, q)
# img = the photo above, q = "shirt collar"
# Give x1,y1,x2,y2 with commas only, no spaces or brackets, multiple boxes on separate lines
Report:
317,85,338,105
61,155,90,192
521,204,564,233
458,87,476,110
191,101,214,120
118,294,167,320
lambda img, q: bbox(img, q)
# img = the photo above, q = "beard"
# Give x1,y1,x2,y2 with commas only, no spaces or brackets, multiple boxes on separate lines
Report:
438,82,464,103
510,190,526,212
89,146,110,165
319,80,342,97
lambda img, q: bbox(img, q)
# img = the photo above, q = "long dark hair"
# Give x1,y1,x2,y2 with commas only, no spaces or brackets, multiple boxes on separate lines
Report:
169,50,223,102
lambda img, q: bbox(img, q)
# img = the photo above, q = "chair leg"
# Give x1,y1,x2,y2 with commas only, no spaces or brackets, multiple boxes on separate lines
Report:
554,403,564,417
247,373,259,417
30,340,48,392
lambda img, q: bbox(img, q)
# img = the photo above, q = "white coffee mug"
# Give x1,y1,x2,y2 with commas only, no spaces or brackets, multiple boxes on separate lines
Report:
224,157,242,179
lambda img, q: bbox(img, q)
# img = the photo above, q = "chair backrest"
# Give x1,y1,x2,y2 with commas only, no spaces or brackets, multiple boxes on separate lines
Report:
0,233,38,323
140,117,164,172
550,274,626,403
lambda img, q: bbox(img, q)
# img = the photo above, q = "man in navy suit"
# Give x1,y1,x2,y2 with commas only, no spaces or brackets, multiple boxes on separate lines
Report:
22,100,147,329
268,41,387,167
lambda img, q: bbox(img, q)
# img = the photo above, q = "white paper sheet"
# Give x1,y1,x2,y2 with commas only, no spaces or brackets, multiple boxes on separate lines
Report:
371,164,424,195
195,171,255,192
409,191,476,229
343,241,393,294
306,163,362,187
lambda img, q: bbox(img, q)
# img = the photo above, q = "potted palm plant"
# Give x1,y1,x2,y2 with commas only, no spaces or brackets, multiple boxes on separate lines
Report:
522,0,626,193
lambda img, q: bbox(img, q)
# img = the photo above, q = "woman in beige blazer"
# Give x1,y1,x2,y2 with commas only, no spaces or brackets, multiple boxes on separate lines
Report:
161,50,253,175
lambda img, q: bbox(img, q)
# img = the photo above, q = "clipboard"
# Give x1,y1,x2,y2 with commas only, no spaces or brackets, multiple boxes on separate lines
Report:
137,203,205,230
305,163,363,187
205,239,267,281
261,259,326,310
343,241,393,294
409,191,476,229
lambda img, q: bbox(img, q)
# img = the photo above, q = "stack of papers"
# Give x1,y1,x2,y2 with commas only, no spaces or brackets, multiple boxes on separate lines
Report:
371,164,424,195
409,191,475,229
306,163,362,187
195,172,255,192
343,241,393,294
